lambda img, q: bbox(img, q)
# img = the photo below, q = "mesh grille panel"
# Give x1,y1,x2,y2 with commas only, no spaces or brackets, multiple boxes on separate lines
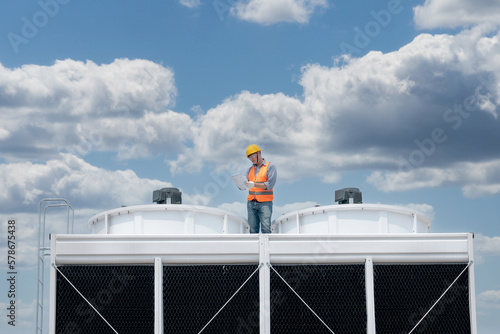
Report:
270,264,366,334
55,265,154,333
374,263,470,334
163,264,260,333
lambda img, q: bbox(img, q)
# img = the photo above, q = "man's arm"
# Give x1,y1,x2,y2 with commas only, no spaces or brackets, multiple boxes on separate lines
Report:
262,163,277,190
253,182,267,189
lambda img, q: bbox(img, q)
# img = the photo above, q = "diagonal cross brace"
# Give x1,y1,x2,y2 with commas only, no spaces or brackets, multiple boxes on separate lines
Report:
408,261,472,334
267,263,336,334
197,263,264,334
52,263,119,334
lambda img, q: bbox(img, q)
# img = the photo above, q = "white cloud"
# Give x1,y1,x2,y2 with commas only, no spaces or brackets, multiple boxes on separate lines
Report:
231,0,328,25
0,154,173,212
414,0,500,30
179,0,202,9
0,58,189,161
0,153,218,223
170,28,500,197
475,234,500,256
0,298,36,328
169,90,308,175
2,29,500,198
473,233,500,264
477,290,500,310
462,184,500,199
219,201,247,219
0,127,9,140
274,201,318,218
367,168,456,193
405,203,435,221
0,58,176,117
367,159,500,197
96,110,193,160
322,172,342,184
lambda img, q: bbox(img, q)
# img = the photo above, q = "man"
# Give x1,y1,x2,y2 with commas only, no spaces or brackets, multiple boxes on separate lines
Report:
244,144,277,234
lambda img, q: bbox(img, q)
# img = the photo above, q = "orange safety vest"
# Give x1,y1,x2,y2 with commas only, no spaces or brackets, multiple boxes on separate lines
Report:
247,161,274,202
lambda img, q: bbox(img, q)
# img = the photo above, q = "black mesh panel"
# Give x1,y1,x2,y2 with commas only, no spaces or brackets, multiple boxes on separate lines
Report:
270,264,367,334
374,263,470,333
163,264,260,334
55,265,154,333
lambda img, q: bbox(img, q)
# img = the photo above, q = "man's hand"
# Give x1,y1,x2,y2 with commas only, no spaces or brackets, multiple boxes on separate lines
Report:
244,181,255,189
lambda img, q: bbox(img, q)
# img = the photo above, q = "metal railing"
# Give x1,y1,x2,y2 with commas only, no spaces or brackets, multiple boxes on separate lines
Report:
36,199,73,334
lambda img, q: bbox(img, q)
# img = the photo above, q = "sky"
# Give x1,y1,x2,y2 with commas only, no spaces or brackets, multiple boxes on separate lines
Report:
0,0,499,332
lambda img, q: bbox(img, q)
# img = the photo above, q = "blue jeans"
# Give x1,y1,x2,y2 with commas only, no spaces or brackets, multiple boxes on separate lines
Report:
247,200,272,233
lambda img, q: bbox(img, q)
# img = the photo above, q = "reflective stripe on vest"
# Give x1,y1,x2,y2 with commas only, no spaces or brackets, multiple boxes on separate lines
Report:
247,161,274,202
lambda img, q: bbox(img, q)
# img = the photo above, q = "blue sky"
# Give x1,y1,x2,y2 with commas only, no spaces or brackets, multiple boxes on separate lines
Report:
0,0,499,332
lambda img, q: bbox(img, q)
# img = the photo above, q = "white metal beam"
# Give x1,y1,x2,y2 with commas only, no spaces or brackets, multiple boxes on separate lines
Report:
259,234,270,334
154,257,163,334
468,233,477,334
365,258,376,334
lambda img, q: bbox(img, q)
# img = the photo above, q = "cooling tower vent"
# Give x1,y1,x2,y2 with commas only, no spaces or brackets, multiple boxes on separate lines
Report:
335,187,362,204
153,187,182,204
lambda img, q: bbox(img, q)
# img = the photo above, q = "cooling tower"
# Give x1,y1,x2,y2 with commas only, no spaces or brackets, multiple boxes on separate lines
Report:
47,196,476,333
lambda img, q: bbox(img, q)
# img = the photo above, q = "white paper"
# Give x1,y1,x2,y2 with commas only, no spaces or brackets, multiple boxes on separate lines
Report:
231,173,248,191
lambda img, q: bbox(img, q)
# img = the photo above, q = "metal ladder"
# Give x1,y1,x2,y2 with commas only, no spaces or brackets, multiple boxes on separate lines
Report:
36,199,74,334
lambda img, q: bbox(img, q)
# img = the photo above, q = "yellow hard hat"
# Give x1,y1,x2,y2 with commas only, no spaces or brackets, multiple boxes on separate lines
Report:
246,144,261,157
